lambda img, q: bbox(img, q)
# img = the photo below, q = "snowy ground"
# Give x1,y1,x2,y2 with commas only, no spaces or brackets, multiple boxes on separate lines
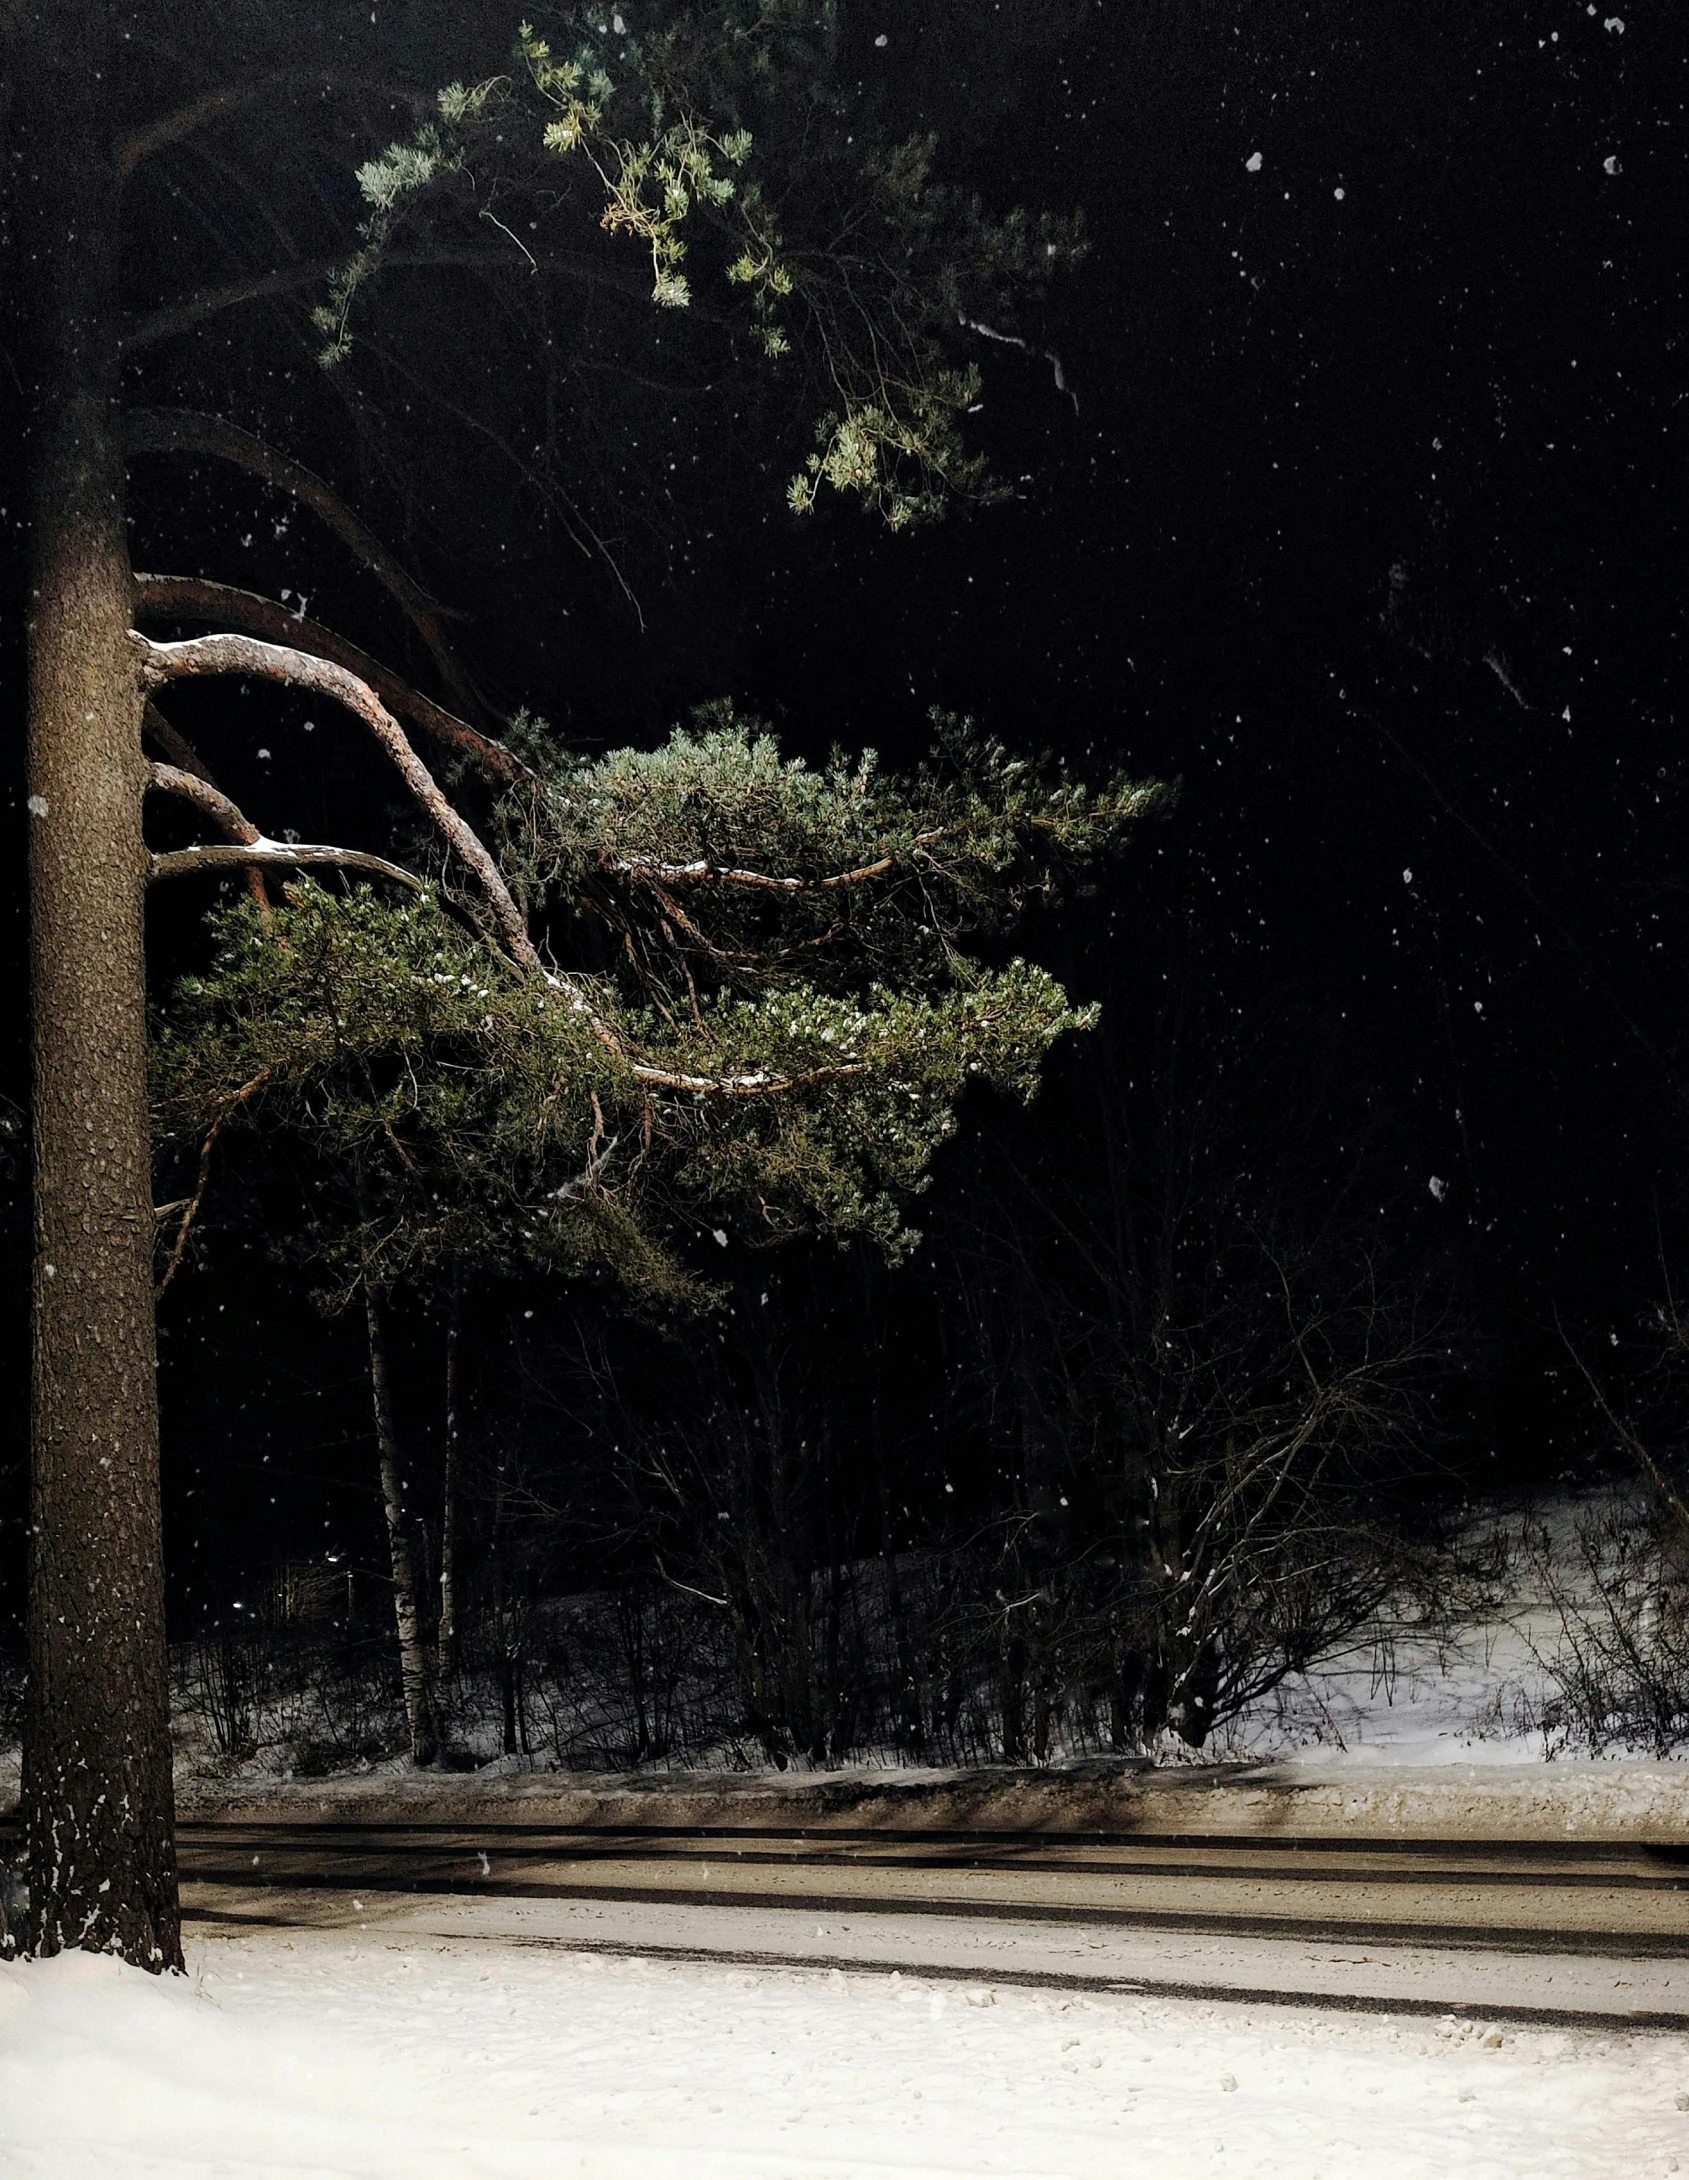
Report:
6,1503,1689,2173
172,1881,1689,2025
5,1923,1689,2180
1216,1504,1621,1771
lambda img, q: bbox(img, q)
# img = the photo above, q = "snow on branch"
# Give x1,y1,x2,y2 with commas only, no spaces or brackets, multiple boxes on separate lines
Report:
624,1057,867,1098
136,630,538,967
146,742,423,896
600,848,906,892
149,842,428,890
957,315,1079,416
144,719,276,912
134,575,535,787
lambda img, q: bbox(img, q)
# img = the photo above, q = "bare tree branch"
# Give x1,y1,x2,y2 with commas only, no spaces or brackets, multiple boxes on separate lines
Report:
146,760,415,909
143,706,273,912
149,842,428,889
123,408,486,721
117,73,431,177
155,1069,272,1296
124,258,353,352
137,629,536,964
140,701,215,784
134,574,536,786
146,760,261,846
123,246,663,352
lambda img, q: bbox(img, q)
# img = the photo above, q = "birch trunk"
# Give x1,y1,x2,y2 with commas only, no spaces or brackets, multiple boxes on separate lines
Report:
363,1287,438,1765
18,3,182,1970
436,1289,461,1688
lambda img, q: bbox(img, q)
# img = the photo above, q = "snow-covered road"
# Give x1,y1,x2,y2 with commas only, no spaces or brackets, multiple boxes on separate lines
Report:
4,1921,1687,2179
183,1877,1689,2026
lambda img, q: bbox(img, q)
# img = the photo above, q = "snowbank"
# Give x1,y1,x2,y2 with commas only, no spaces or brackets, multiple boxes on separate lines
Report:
3,1927,1686,2178
153,1747,1689,1845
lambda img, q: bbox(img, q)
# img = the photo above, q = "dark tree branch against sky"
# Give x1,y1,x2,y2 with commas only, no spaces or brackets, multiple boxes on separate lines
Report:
0,1,1683,1965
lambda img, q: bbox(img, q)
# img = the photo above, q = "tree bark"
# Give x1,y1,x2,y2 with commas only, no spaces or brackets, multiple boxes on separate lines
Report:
17,5,182,1971
363,1286,438,1765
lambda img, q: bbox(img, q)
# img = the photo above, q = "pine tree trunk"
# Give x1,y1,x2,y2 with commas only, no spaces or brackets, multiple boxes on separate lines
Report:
364,1286,438,1765
17,4,182,1971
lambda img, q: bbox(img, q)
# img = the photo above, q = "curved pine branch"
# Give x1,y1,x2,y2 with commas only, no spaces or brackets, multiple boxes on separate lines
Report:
136,629,538,967
141,640,883,1101
134,574,535,786
149,841,427,889
146,760,261,846
117,74,432,178
143,711,273,912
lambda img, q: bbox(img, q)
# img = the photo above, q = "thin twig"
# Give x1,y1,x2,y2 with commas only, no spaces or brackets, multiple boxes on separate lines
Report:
156,1070,271,1295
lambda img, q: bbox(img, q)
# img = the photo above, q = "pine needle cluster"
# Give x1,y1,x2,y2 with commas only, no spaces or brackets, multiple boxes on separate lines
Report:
154,715,1161,1303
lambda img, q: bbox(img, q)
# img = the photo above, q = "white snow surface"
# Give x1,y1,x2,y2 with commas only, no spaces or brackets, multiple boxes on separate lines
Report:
4,1927,1688,2180
1214,1502,1617,1771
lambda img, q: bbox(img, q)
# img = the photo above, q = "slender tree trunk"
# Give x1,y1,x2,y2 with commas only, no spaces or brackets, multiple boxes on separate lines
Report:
489,1499,528,1759
17,6,182,1971
866,1296,920,1751
364,1286,438,1765
492,1541,517,1757
436,1286,461,1689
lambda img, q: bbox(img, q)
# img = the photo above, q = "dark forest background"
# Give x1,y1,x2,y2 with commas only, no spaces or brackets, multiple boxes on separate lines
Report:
2,2,1684,1767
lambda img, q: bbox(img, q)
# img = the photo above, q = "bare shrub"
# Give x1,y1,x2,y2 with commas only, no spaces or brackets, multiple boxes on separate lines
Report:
1522,1498,1689,1756
172,1596,407,1775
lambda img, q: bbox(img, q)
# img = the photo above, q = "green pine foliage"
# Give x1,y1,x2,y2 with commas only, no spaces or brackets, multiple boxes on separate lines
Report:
154,716,1161,1301
502,705,1160,993
314,2,1085,526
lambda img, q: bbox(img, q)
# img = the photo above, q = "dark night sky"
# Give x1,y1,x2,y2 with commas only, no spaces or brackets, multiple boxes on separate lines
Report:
3,2,1687,1627
739,3,1689,1338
